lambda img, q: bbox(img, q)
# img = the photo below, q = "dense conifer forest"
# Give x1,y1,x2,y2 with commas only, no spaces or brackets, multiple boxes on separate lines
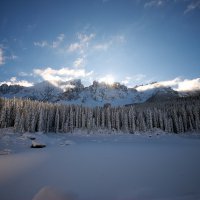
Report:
0,96,199,134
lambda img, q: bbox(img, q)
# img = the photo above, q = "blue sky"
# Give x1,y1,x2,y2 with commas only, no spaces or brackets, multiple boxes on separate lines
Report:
0,0,200,88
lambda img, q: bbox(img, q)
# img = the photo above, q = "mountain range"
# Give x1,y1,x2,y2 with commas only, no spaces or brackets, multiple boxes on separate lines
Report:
0,79,198,107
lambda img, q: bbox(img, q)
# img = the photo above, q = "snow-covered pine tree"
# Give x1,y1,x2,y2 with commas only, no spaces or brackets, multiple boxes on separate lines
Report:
69,105,74,132
101,108,105,129
55,107,60,133
81,107,86,130
0,95,200,134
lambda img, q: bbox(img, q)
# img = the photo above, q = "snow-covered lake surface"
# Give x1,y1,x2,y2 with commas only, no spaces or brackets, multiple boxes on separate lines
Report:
0,128,200,200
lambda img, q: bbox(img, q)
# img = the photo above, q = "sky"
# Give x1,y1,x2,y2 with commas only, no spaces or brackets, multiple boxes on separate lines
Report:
0,0,200,89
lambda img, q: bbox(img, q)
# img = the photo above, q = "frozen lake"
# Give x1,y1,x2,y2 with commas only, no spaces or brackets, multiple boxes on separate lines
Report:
0,131,200,200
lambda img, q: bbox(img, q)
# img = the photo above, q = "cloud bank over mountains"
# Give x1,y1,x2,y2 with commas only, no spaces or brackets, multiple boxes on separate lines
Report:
1,70,200,93
137,77,200,92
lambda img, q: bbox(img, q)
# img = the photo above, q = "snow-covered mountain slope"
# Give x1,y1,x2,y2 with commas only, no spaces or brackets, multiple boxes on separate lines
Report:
2,81,62,102
142,87,179,103
0,80,182,106
59,81,141,106
0,84,24,97
178,90,200,98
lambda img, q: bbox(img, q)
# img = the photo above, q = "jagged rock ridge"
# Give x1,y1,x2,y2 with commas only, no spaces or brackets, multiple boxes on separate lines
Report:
0,79,182,106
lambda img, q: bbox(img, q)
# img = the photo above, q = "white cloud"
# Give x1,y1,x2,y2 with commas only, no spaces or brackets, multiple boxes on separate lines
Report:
177,78,200,91
67,32,96,71
136,77,200,92
99,74,115,85
144,0,165,7
0,48,5,65
77,33,95,44
121,76,131,85
143,0,200,13
0,45,18,65
68,32,125,72
0,77,33,87
34,33,65,48
136,78,179,91
73,57,85,68
67,33,95,54
68,33,124,53
34,41,48,47
57,34,65,41
68,42,82,52
184,0,200,14
121,74,146,87
52,33,65,48
33,67,93,88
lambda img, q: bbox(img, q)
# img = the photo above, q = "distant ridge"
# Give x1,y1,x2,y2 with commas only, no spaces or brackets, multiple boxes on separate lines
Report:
1,79,198,107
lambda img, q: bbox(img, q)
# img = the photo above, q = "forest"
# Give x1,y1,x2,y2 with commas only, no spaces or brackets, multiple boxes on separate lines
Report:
0,96,199,134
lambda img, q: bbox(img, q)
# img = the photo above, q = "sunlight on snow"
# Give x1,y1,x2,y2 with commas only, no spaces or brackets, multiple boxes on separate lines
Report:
99,74,115,85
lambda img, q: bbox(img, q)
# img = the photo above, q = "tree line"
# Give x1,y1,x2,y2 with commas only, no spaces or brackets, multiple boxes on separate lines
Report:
0,96,199,133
